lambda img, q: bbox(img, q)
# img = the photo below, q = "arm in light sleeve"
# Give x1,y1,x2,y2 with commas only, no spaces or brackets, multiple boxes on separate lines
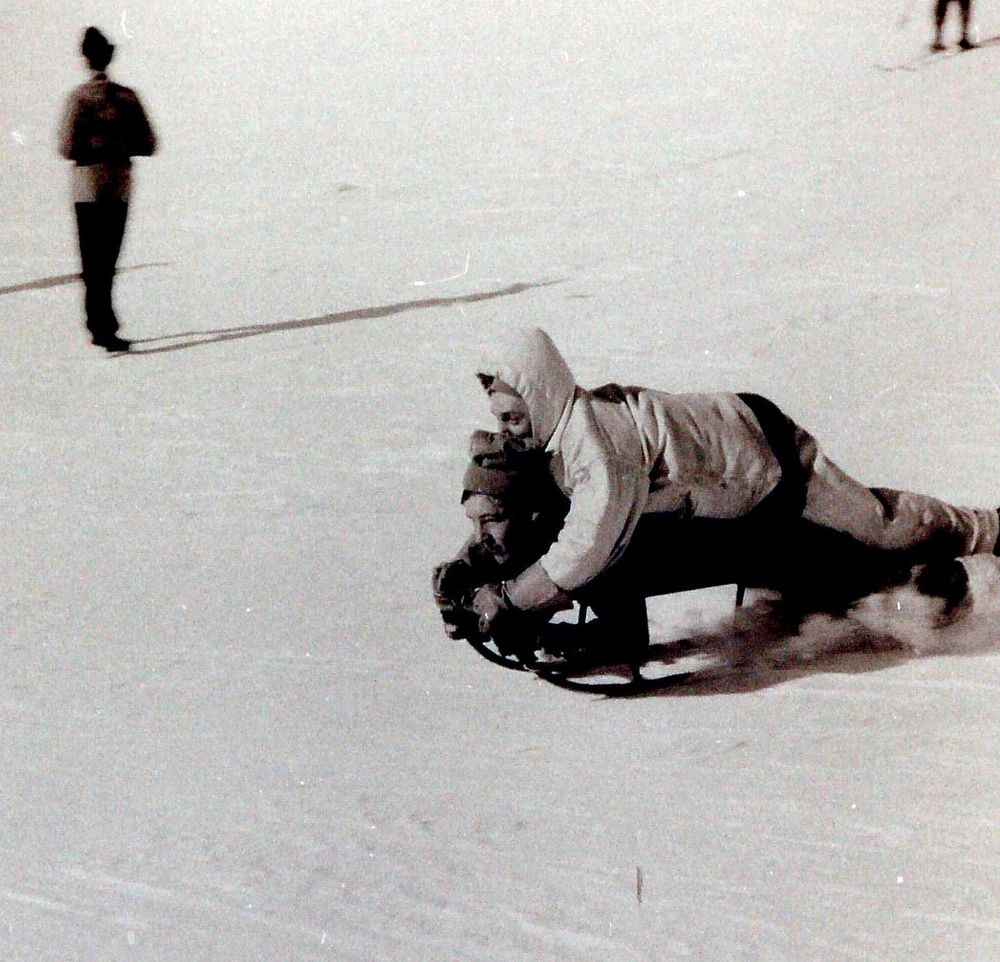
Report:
502,560,573,613
507,451,647,608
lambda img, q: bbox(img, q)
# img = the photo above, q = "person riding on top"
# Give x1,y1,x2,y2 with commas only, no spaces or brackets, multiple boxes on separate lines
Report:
470,327,999,629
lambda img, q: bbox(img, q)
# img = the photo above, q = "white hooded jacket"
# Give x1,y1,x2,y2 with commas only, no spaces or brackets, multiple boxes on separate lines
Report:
478,328,783,604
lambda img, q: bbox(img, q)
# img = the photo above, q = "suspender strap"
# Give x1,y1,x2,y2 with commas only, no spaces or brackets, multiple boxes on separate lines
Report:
736,393,809,517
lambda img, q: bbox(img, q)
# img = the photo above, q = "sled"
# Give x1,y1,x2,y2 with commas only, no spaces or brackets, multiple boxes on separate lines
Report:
463,579,746,696
459,510,925,693
455,486,938,693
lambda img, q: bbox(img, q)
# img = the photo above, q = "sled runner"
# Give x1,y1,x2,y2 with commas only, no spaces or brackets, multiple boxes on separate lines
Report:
463,580,746,696
458,511,936,693
462,551,979,694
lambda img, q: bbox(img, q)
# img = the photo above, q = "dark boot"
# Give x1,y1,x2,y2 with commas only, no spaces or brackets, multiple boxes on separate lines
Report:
913,558,971,624
93,334,131,353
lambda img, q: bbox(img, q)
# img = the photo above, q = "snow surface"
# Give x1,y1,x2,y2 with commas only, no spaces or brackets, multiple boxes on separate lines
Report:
2,1,999,959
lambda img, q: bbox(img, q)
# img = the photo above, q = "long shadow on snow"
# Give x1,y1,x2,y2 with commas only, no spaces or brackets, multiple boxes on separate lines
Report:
127,279,562,355
875,34,1000,72
0,262,170,297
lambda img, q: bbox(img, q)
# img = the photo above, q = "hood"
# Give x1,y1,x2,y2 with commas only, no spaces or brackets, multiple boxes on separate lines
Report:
478,327,577,447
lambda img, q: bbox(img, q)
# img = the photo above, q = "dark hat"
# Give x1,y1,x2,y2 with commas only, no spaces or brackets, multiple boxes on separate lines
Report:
82,26,115,69
460,431,542,511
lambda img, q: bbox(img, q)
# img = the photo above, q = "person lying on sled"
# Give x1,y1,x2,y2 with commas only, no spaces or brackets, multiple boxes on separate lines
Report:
433,429,664,664
469,327,999,635
432,430,564,639
433,428,969,668
432,431,568,658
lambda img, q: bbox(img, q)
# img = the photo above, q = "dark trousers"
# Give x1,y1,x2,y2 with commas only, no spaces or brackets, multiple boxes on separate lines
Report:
74,201,128,342
935,0,972,33
577,497,917,658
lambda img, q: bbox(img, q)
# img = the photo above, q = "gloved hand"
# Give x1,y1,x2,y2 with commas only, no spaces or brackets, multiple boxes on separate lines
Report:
471,583,510,635
432,560,482,640
432,559,476,607
472,583,546,660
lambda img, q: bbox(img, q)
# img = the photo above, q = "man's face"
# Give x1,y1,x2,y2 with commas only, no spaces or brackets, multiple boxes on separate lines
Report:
488,387,532,440
464,493,526,566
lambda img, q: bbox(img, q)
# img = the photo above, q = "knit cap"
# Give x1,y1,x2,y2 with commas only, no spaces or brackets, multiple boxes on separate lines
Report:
460,431,542,512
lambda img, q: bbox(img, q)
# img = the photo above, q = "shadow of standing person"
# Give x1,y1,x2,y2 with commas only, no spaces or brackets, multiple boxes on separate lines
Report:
58,26,157,354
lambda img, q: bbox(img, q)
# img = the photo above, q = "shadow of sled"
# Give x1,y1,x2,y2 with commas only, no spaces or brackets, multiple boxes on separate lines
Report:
523,601,917,698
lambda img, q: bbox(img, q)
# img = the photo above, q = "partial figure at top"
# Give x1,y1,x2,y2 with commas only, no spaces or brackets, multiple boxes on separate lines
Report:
58,26,157,354
931,0,976,51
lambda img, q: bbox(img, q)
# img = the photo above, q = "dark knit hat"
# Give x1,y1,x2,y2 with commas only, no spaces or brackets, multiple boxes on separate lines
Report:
460,431,541,512
82,26,115,70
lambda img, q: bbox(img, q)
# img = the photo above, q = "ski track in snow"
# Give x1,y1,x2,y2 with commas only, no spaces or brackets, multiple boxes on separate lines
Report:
6,871,333,951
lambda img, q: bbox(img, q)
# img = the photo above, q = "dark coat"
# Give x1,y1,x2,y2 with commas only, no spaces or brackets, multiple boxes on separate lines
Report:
59,73,156,168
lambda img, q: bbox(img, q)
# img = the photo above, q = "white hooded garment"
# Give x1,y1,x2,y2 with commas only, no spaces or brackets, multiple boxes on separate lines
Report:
477,328,784,592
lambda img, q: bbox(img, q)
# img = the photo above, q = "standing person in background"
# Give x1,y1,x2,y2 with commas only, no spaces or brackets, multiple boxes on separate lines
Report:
931,0,976,51
58,26,156,354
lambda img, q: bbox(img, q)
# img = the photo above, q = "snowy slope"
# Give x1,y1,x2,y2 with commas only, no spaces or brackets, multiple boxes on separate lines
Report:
1,2,999,959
